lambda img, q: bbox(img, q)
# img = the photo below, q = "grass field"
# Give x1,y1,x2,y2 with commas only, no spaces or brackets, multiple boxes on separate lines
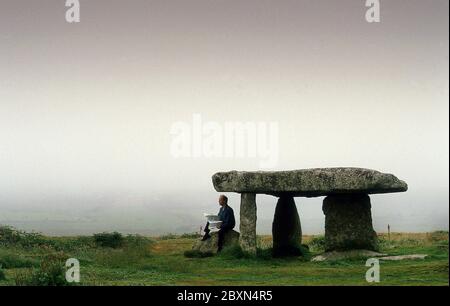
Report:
0,226,448,286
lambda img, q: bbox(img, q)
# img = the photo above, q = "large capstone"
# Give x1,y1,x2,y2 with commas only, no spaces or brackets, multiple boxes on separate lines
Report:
192,230,240,254
239,193,257,255
272,196,302,257
212,168,408,197
323,194,378,251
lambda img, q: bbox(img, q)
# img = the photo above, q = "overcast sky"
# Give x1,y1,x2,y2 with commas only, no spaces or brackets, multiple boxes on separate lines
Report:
0,0,448,234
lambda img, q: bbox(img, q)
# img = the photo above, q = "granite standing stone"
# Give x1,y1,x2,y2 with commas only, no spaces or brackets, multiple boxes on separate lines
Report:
272,196,302,257
323,194,378,251
239,193,257,255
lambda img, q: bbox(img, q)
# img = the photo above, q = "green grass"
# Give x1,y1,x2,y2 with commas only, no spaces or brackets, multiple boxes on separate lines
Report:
0,226,448,286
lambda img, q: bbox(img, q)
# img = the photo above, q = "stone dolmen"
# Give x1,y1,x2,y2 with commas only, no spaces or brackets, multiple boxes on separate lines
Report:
212,168,408,256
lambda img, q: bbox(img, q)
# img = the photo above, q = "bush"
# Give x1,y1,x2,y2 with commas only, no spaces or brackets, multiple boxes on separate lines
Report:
31,254,67,286
0,253,38,269
0,226,20,245
13,252,69,286
0,226,99,252
93,232,124,248
51,236,95,252
0,226,50,249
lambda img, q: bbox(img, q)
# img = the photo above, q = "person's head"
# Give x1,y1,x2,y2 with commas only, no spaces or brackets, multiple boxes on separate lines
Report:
218,195,228,207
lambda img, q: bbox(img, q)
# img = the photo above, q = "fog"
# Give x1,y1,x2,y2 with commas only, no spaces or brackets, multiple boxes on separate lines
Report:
0,0,448,235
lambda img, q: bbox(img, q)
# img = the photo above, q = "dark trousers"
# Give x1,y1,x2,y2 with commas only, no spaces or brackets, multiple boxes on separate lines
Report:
217,227,231,252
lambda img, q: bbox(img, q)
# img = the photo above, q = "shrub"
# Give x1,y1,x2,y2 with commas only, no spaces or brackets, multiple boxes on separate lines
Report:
0,253,38,269
0,225,50,249
13,252,69,286
51,236,95,252
0,226,20,245
31,253,67,286
93,232,124,249
0,225,98,252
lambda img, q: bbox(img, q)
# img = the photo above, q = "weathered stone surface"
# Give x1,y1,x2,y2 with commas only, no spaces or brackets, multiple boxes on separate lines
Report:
212,168,407,197
323,194,378,251
311,250,387,262
311,251,428,262
239,193,257,255
272,196,302,257
379,254,428,261
192,230,240,254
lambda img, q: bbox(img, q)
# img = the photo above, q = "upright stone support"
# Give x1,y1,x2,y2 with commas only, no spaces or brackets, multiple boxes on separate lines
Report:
322,194,378,251
239,193,257,255
212,168,408,255
272,196,302,257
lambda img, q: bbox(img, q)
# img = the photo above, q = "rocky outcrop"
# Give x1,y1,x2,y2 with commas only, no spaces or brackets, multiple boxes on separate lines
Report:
212,168,407,197
311,250,387,262
379,254,428,261
192,230,240,254
311,251,428,262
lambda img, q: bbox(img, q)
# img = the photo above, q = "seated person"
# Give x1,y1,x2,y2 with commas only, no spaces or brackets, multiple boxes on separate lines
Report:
202,195,236,252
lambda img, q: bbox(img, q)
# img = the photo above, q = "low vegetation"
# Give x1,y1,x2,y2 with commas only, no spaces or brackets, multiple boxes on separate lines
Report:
0,225,448,286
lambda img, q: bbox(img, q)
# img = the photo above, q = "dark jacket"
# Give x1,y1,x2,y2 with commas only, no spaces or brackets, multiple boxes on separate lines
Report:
218,205,235,230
